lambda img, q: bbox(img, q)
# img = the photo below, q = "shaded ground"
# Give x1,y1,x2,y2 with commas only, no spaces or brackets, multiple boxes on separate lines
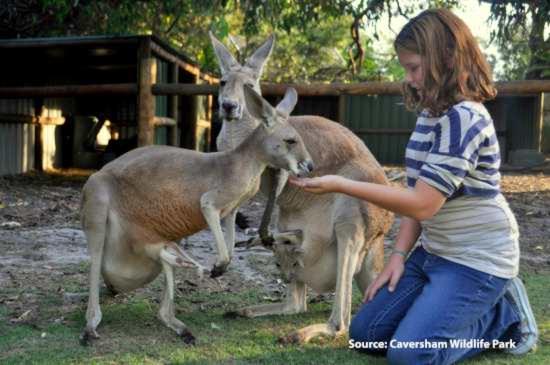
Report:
1,166,549,292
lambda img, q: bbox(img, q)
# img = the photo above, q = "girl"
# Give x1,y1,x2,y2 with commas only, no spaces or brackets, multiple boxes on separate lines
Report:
289,8,538,365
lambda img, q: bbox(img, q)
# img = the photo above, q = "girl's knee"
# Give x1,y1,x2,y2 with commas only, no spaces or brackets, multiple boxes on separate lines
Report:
349,310,391,345
349,315,368,342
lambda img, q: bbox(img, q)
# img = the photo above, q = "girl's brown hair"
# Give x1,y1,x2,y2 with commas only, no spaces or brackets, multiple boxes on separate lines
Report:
395,8,497,116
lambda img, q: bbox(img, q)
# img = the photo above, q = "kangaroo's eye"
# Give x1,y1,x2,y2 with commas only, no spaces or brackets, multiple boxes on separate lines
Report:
284,139,297,146
293,262,299,267
220,80,227,87
276,263,281,268
245,82,255,88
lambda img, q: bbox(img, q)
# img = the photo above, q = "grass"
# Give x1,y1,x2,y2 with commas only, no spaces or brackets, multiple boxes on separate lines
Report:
1,272,548,365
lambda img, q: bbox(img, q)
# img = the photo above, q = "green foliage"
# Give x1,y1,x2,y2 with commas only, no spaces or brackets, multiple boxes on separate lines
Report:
2,0,547,81
483,0,549,79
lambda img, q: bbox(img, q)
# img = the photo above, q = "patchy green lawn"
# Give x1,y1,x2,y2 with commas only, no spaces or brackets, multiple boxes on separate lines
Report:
1,171,549,364
1,269,548,365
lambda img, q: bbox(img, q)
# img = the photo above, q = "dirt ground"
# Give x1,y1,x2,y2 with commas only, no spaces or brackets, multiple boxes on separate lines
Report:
0,165,549,327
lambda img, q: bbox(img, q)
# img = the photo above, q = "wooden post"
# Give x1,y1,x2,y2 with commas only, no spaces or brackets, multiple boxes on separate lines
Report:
337,94,347,126
534,92,544,152
33,98,44,171
137,39,156,147
183,74,199,150
169,63,179,146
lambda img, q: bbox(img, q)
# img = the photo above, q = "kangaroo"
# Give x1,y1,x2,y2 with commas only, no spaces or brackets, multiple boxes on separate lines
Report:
79,85,313,345
210,33,393,343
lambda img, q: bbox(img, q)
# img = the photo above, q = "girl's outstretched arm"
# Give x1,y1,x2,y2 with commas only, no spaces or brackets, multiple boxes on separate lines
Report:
288,175,446,221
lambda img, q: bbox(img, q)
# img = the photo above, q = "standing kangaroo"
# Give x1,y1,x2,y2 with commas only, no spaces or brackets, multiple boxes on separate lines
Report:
210,32,394,343
79,85,313,345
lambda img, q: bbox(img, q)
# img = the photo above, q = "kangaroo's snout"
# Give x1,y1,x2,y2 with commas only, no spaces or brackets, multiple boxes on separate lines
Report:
222,101,238,113
220,99,242,120
304,160,314,173
295,159,314,177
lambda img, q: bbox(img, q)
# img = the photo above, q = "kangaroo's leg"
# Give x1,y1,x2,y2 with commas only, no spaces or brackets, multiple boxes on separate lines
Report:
226,281,307,318
283,217,364,344
354,234,384,295
80,185,109,346
259,168,288,244
158,257,196,345
200,192,230,277
222,208,239,258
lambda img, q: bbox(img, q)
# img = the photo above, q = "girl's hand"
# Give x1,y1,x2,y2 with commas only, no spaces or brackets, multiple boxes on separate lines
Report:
363,255,405,302
288,175,345,194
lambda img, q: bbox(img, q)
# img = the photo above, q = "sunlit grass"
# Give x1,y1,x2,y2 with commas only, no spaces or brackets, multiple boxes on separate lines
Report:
1,273,548,364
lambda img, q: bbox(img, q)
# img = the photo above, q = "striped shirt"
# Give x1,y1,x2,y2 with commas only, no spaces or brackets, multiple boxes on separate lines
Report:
405,101,501,199
406,101,519,278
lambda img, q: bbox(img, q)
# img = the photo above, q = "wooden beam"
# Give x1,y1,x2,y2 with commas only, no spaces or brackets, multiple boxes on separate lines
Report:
149,42,217,84
169,62,179,146
0,84,137,97
0,36,140,49
496,80,550,95
137,39,156,147
152,82,401,96
0,114,64,125
152,80,550,97
152,83,217,96
150,42,200,77
153,116,176,126
1,80,546,100
263,82,402,96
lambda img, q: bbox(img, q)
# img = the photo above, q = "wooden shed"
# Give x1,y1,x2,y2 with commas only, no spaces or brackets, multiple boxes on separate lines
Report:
0,35,215,175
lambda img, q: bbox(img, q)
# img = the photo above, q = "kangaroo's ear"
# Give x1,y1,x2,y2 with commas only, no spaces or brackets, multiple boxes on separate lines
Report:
245,34,275,77
243,85,276,128
209,31,240,74
275,88,298,118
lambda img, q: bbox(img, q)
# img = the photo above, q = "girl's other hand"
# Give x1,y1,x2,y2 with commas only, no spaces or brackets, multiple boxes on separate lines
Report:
288,175,344,194
363,255,405,302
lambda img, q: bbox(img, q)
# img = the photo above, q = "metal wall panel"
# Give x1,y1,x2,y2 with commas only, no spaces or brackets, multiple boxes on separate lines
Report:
155,57,169,118
345,95,539,164
500,96,536,151
345,95,417,164
265,95,339,121
0,122,35,175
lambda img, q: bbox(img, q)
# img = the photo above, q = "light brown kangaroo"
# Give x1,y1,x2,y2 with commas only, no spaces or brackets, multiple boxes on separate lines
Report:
79,85,313,345
210,32,394,343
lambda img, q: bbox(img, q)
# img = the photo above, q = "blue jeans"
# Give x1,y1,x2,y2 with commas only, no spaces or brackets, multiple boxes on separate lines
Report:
349,246,521,365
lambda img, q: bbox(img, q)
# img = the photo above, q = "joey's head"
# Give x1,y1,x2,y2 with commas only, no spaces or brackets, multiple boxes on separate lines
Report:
209,32,275,122
244,230,305,283
270,230,305,283
243,85,314,177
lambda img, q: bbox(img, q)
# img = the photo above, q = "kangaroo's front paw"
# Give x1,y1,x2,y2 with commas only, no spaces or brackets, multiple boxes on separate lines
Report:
278,331,304,345
223,308,250,318
210,264,226,278
179,329,196,345
79,328,100,346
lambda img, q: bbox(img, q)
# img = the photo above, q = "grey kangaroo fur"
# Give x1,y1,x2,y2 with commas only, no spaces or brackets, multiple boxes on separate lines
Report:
79,85,313,345
210,32,394,343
